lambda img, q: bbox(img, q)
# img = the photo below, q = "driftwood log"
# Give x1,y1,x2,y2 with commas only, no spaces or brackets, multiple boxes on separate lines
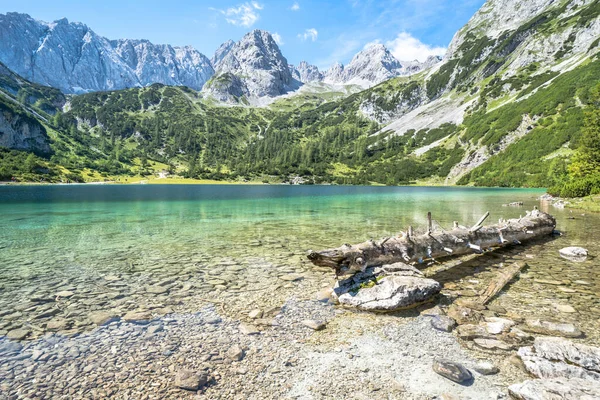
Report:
477,261,527,305
308,209,556,276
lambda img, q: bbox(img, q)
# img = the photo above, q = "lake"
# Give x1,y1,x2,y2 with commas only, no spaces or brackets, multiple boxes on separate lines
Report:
0,184,598,343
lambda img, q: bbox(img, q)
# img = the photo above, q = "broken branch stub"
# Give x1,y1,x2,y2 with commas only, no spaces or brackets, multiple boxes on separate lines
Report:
307,210,556,276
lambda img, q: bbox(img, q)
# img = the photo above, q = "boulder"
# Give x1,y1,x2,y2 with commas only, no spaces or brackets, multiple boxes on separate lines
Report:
432,359,472,383
559,247,588,261
508,377,600,400
522,319,582,338
333,264,440,311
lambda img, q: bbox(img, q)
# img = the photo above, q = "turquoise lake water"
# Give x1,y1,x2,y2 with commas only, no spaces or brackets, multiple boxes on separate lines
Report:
0,184,598,341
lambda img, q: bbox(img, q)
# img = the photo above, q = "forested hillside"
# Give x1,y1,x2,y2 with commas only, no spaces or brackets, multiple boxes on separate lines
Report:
0,0,598,186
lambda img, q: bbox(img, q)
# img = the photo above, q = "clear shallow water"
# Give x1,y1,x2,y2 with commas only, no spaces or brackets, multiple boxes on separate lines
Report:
0,185,598,342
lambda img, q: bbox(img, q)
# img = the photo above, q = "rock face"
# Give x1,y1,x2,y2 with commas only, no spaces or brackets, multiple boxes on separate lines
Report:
0,101,51,154
211,39,235,68
0,12,214,93
323,43,438,88
289,61,323,83
332,263,441,311
203,30,299,102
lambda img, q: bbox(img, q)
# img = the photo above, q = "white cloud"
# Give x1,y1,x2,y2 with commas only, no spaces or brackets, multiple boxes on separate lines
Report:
213,2,263,27
291,2,300,11
385,32,446,62
298,28,318,42
272,32,284,45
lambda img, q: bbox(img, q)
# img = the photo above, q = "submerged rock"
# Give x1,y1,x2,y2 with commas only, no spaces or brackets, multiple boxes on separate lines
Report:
508,377,600,400
432,359,472,383
522,319,582,338
559,247,588,261
174,369,208,391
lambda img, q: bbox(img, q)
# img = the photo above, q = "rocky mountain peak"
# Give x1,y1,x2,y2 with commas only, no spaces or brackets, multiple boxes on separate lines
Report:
289,61,323,83
211,39,235,68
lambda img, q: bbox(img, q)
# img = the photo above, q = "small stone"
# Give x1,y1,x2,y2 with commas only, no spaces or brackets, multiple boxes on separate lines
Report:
556,304,576,313
473,361,499,375
487,305,507,314
432,359,472,383
302,320,326,331
456,324,492,340
485,317,515,334
146,286,169,294
174,369,208,391
46,318,71,331
473,338,513,351
226,345,244,361
280,274,304,282
122,310,152,323
6,329,30,340
55,291,74,298
104,275,121,281
430,315,456,332
89,311,119,326
147,324,164,334
447,304,483,325
239,323,260,335
248,309,263,319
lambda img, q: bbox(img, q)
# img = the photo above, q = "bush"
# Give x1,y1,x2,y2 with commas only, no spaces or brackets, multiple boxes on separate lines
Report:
548,175,600,198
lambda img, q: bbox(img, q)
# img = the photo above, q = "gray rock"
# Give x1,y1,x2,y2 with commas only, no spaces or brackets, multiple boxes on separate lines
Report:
430,315,456,332
226,345,244,361
6,329,30,340
88,311,119,326
517,337,600,381
301,320,326,331
239,323,260,335
333,267,441,312
432,359,472,383
522,319,582,338
473,338,513,351
559,247,588,261
174,369,208,391
122,311,152,324
473,361,499,375
508,377,600,400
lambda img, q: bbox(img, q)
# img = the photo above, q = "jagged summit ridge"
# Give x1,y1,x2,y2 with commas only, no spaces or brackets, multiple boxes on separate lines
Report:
0,12,213,93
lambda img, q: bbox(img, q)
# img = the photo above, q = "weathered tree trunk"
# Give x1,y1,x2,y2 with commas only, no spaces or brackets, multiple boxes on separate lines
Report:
307,209,555,276
477,261,527,305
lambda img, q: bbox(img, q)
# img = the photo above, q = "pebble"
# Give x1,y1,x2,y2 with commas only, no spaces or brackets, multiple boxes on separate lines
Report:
55,291,75,298
301,319,326,331
429,315,456,332
6,329,31,340
556,304,576,313
248,309,263,319
174,369,208,391
239,323,260,335
225,345,244,361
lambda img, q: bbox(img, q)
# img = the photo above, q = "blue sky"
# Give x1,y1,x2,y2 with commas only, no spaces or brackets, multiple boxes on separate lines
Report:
5,0,485,69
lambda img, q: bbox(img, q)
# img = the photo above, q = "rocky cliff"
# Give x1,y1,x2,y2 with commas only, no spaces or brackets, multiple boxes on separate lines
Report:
0,12,214,93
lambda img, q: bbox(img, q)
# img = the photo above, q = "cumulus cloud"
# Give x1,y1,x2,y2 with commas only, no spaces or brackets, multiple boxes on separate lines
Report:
298,28,318,42
272,32,284,45
385,32,446,62
214,2,263,27
291,2,300,11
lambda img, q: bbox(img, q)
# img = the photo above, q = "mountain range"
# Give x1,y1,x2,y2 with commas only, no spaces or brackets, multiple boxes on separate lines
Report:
0,12,438,100
0,0,598,188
